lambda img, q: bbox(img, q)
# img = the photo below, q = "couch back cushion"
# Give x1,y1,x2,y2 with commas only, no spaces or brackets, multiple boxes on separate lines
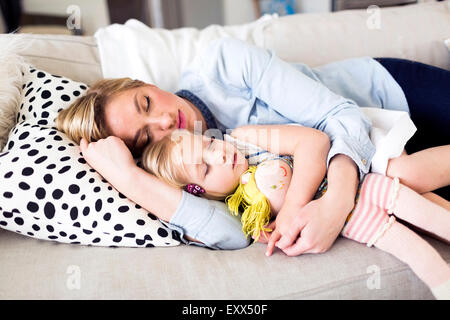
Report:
263,1,450,70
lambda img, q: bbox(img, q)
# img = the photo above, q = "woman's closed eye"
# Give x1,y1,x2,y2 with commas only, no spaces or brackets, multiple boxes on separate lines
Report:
145,96,151,112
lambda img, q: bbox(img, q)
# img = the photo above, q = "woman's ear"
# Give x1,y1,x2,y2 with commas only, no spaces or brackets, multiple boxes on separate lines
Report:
184,184,205,197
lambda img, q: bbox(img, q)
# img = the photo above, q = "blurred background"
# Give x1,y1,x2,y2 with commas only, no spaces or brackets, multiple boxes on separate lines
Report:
0,0,440,35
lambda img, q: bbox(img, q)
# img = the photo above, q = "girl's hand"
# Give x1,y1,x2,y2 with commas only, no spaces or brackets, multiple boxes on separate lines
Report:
79,136,136,183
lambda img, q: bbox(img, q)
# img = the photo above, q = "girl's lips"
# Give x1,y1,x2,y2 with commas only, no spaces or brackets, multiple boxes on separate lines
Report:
232,152,237,168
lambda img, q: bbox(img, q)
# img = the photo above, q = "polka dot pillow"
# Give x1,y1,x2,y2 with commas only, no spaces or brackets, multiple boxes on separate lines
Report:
0,66,183,248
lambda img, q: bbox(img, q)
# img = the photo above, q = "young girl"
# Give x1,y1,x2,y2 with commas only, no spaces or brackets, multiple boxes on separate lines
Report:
142,125,450,300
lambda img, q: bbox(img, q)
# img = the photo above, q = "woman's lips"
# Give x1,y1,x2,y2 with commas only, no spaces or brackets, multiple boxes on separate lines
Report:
232,152,237,169
178,110,186,129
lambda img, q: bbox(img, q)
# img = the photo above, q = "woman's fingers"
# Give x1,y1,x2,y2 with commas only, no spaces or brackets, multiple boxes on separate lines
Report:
265,231,281,256
79,138,88,152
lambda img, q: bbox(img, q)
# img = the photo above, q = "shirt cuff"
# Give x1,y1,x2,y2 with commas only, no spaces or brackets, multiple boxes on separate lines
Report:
327,135,375,181
168,191,250,250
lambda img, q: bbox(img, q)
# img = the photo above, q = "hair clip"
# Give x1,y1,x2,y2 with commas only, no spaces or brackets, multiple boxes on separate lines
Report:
184,184,205,196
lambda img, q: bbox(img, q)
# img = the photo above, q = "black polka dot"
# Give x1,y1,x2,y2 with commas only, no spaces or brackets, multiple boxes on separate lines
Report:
114,224,124,231
41,90,51,99
58,166,71,174
113,236,122,243
157,228,169,237
27,202,39,212
32,224,40,231
82,207,90,216
95,199,102,212
46,225,54,232
3,192,13,198
93,238,101,243
118,206,129,213
35,187,46,199
52,189,63,200
70,207,78,220
19,182,30,190
136,219,145,226
103,213,111,221
42,101,53,109
43,174,53,184
18,132,30,140
37,71,45,78
34,156,47,164
68,184,80,194
44,202,55,219
22,167,34,176
14,217,24,225
61,94,71,102
4,171,13,178
27,149,39,156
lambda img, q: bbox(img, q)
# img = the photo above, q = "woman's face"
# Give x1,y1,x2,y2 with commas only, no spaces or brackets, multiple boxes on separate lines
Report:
175,131,249,198
104,84,206,155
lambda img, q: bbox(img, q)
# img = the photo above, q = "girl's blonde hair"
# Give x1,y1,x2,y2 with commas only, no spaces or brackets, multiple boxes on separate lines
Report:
55,78,146,144
141,130,190,189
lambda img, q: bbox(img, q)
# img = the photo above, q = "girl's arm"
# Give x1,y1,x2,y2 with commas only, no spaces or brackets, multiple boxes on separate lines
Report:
79,137,250,249
231,124,330,208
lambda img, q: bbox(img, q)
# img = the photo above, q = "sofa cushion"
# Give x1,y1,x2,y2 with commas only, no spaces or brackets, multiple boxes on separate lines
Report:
0,226,448,299
0,65,181,248
0,34,103,85
262,1,450,70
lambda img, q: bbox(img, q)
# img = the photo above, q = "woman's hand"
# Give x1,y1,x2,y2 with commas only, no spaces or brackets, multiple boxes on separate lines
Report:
79,136,136,184
269,193,351,256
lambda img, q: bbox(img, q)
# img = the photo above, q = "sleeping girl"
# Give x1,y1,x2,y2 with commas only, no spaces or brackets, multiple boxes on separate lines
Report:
141,125,450,300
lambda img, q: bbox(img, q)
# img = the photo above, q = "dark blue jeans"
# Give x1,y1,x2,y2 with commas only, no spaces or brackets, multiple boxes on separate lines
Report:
374,58,449,200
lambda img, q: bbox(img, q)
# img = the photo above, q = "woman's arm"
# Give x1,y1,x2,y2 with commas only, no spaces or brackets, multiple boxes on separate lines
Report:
79,137,250,249
231,124,330,208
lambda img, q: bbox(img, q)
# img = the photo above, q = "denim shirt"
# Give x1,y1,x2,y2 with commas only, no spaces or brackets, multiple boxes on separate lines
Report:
168,38,409,250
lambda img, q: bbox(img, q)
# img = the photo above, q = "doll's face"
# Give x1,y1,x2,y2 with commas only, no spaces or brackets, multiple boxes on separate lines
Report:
174,131,248,199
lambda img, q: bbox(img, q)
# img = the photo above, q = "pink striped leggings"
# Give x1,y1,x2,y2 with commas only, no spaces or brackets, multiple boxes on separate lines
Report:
341,173,399,247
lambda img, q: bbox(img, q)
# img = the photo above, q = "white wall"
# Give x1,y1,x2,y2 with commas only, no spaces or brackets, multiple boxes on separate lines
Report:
22,0,110,35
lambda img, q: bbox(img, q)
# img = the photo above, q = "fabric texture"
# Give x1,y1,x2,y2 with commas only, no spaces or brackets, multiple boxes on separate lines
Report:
0,65,181,248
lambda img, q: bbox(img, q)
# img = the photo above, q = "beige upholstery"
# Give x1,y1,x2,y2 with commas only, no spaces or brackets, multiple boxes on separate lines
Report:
262,0,450,70
0,1,449,299
1,33,102,85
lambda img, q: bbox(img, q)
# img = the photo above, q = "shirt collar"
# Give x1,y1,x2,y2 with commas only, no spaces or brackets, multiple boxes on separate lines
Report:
175,90,218,131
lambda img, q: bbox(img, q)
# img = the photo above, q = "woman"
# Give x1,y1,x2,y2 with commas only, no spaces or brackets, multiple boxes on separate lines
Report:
56,38,450,254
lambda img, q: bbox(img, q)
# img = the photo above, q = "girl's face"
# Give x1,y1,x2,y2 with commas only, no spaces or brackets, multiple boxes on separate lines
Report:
175,131,249,199
104,85,207,155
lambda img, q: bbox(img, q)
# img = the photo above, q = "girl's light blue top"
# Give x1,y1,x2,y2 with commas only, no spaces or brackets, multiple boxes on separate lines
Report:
168,38,409,250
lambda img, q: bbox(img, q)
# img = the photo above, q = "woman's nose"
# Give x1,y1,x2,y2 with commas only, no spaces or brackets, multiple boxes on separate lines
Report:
154,113,175,131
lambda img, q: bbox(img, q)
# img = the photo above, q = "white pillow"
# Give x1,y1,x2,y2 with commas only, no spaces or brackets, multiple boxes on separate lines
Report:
0,64,182,248
95,15,277,92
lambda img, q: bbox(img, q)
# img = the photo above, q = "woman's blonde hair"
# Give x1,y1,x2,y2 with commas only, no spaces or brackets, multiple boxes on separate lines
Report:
141,130,190,189
55,78,146,144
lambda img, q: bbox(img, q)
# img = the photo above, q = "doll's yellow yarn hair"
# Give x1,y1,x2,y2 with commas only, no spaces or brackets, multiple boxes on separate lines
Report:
226,165,272,242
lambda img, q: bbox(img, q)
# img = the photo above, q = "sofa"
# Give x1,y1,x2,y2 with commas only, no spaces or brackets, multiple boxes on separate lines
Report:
0,1,449,299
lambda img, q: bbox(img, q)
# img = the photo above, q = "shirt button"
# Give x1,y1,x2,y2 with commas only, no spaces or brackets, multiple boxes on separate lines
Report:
362,158,367,165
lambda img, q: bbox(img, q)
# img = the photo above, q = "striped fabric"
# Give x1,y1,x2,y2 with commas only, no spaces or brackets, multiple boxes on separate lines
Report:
341,174,397,247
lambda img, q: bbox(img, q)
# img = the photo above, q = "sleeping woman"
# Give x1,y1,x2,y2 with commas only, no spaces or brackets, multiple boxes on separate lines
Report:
55,38,450,254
